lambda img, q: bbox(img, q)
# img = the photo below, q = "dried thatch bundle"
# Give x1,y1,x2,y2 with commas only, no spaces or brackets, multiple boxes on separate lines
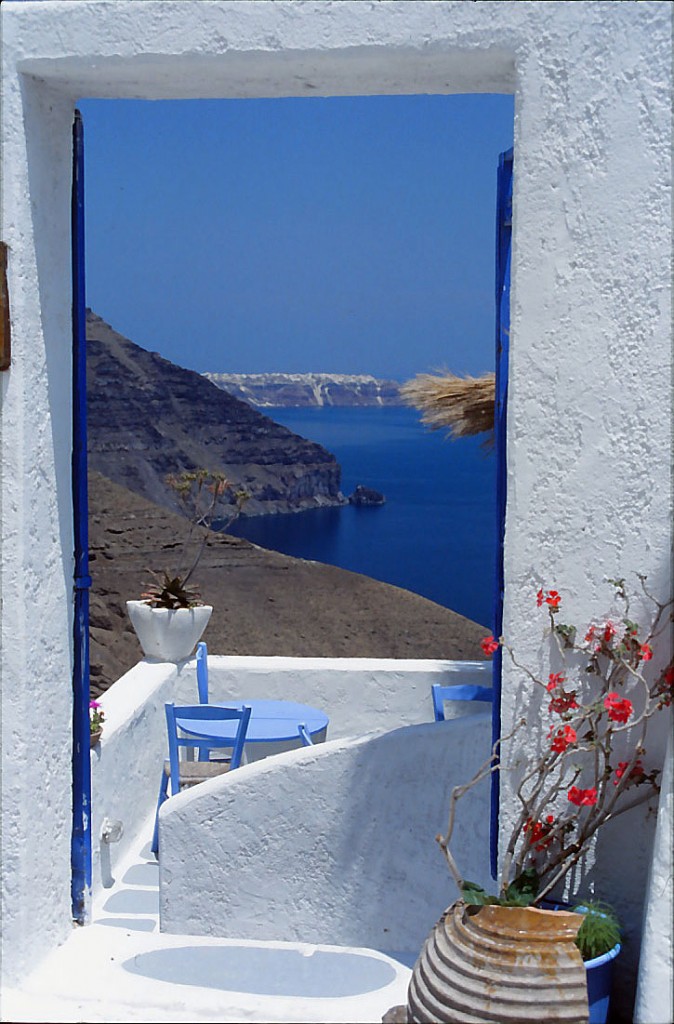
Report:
400,371,496,440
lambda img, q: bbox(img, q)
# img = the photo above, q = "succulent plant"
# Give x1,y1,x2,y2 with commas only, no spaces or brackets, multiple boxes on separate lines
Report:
141,470,248,609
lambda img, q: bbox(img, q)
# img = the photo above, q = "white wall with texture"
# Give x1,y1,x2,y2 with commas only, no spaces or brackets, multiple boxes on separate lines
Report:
1,1,671,1007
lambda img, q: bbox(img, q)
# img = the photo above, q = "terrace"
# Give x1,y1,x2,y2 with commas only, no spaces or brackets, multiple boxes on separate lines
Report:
8,654,492,1022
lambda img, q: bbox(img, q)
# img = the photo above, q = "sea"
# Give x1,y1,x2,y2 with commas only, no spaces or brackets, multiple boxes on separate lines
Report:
228,406,496,629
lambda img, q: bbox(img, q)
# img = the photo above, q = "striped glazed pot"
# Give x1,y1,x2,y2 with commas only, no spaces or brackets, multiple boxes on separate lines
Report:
407,902,589,1023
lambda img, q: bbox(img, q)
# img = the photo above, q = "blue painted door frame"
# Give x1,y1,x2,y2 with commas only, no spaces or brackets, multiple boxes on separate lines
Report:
71,108,92,923
490,147,513,878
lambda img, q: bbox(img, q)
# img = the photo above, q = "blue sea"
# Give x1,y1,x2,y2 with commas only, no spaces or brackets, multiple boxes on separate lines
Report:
228,407,496,628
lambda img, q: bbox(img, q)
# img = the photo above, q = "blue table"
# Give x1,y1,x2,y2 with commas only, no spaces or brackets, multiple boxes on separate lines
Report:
178,699,329,746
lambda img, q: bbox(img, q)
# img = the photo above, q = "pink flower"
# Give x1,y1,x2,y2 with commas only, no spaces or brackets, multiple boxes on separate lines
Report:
604,692,633,724
89,701,101,710
549,724,577,753
480,635,500,656
568,786,598,807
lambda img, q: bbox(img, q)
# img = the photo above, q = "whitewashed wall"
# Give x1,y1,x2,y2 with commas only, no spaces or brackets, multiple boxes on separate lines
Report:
1,0,671,1003
178,655,491,747
90,662,179,894
159,714,493,951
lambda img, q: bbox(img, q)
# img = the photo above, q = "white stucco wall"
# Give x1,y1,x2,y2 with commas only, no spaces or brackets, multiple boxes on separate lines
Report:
90,661,179,894
178,656,491,744
634,732,673,1024
158,713,493,952
1,0,671,1004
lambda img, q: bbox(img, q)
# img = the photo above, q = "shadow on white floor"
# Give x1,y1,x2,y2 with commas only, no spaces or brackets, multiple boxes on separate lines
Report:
3,813,413,1023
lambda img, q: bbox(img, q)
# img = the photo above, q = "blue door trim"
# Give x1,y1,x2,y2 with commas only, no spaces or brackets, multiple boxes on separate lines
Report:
490,147,513,879
71,108,92,923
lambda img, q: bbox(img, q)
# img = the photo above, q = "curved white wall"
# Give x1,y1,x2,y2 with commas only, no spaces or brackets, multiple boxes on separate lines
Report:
158,713,492,952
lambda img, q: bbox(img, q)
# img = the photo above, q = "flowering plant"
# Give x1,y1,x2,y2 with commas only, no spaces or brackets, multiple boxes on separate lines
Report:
89,700,105,735
439,576,673,916
141,469,248,609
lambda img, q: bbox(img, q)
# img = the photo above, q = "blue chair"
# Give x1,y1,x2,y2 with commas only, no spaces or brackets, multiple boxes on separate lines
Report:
196,640,209,703
151,701,251,856
297,722,314,746
431,682,492,721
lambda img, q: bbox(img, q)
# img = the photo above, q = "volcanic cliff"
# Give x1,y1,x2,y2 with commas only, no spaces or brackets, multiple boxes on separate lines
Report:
86,310,345,517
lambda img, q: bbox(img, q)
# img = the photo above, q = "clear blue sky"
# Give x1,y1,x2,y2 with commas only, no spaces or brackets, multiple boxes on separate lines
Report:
79,94,513,380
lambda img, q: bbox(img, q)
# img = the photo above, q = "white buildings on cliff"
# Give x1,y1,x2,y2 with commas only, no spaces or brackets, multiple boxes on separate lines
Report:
1,3,671,1021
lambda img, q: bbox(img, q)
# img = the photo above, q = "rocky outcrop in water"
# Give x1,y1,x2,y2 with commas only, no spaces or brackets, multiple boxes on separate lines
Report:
348,485,386,507
86,311,346,517
203,371,403,407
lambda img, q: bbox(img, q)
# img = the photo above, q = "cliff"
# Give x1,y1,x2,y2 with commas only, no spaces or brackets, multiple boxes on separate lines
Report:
203,371,403,407
86,311,346,517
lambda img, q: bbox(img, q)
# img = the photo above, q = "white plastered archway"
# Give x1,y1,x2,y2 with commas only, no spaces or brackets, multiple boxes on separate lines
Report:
1,3,671,1011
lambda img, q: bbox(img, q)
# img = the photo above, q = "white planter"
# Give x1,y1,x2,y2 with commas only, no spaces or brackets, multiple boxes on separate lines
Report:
126,600,213,662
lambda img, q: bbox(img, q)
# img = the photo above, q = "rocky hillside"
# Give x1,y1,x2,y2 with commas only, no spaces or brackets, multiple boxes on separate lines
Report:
86,311,345,517
203,371,403,407
89,471,489,694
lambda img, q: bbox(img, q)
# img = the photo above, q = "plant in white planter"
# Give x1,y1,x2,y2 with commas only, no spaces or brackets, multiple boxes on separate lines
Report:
127,469,248,661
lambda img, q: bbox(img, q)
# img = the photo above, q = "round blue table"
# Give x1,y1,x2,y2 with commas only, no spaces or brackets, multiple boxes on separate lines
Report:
178,699,329,745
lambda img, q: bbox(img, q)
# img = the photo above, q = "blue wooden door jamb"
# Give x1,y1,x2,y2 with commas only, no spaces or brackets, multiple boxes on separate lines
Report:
71,108,92,924
490,148,513,880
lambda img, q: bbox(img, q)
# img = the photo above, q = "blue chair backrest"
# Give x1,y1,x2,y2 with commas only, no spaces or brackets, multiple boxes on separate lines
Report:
431,682,492,722
196,641,209,703
165,702,251,795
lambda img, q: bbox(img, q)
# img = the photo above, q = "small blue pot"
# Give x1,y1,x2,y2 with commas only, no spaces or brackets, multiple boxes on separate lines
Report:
584,942,621,1024
540,900,621,1024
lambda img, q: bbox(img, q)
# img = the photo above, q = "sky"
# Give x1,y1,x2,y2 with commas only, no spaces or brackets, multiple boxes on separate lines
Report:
79,94,513,381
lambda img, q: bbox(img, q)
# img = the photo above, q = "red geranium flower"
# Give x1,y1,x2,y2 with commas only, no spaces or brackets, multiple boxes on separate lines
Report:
639,643,653,661
568,786,598,806
603,621,617,643
523,814,556,851
480,635,499,656
549,691,579,715
604,692,633,724
613,759,645,785
546,590,561,609
549,724,577,753
546,672,565,692
536,588,544,608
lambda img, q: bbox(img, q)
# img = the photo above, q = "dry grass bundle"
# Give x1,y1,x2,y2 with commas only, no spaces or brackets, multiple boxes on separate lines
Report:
400,371,496,440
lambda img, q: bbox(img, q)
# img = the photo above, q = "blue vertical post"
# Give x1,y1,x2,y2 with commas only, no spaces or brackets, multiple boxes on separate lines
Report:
490,148,513,880
71,108,92,923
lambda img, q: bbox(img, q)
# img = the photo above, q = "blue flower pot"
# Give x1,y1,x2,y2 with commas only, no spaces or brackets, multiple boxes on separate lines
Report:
540,900,621,1024
584,943,621,1024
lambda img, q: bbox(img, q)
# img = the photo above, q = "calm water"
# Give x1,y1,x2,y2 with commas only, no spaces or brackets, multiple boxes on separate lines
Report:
228,407,496,628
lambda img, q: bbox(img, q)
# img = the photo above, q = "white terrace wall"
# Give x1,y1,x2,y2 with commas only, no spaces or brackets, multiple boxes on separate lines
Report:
182,656,491,746
159,714,493,952
90,656,488,894
1,0,671,998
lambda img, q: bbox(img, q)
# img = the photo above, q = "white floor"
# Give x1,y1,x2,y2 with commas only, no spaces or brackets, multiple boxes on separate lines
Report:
2,814,413,1023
